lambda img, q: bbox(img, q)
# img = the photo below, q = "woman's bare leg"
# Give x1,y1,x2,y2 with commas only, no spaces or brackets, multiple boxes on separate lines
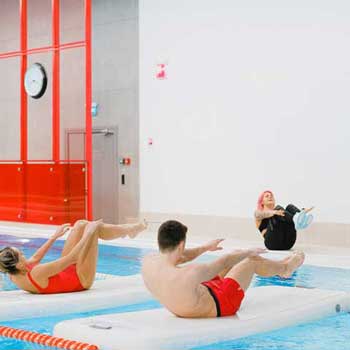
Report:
61,220,88,257
98,221,147,240
225,251,305,291
73,220,147,289
75,221,101,289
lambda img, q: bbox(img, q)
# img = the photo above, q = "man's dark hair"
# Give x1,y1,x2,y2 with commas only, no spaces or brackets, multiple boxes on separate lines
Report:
158,220,188,252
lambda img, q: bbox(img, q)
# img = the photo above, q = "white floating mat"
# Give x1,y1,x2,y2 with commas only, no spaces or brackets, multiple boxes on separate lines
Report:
54,286,350,350
0,274,151,322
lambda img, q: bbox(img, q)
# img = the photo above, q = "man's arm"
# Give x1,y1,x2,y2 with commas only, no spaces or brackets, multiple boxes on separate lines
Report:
190,248,265,284
27,224,71,265
180,239,224,264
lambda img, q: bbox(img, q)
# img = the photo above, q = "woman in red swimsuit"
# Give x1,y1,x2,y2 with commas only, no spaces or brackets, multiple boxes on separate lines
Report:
0,219,147,294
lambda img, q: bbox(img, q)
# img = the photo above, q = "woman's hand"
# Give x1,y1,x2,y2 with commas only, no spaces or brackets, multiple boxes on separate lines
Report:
52,223,71,240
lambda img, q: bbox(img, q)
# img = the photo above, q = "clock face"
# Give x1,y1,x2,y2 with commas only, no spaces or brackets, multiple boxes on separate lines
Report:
24,63,47,99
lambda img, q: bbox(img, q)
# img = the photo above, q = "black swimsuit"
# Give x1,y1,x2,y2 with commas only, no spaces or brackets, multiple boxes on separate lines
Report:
259,204,300,250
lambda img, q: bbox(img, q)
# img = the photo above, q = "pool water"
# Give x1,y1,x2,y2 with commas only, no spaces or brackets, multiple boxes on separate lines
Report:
194,313,349,350
0,234,349,350
1,300,162,350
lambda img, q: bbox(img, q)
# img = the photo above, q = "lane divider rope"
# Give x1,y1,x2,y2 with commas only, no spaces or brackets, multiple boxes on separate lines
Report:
0,326,99,350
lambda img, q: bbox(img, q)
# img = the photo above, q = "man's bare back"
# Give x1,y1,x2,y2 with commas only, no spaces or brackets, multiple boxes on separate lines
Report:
142,220,305,319
142,253,217,318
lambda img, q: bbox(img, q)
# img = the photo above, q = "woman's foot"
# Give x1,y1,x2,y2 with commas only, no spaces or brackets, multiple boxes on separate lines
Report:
279,251,305,278
128,219,148,238
294,211,313,230
304,206,315,214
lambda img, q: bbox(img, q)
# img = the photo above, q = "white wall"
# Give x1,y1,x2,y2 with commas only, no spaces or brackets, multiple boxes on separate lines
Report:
140,0,350,223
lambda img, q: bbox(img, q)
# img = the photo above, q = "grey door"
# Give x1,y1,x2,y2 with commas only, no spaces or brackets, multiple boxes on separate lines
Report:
65,127,119,223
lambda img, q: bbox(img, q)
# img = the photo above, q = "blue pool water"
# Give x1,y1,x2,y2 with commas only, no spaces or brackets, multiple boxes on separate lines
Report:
194,313,349,350
0,300,162,350
0,234,349,350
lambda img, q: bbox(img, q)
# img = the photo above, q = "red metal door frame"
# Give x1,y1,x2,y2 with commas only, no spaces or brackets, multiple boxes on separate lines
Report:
52,0,60,163
20,0,28,162
85,0,92,220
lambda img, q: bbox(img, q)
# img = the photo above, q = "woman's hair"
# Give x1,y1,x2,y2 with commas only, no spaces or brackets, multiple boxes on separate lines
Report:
257,190,274,210
0,247,20,275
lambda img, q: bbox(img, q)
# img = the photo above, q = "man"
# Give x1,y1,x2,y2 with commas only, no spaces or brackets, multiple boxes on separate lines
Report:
142,220,304,318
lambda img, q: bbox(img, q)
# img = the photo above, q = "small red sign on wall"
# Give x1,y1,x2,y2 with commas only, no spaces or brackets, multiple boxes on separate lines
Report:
156,63,167,79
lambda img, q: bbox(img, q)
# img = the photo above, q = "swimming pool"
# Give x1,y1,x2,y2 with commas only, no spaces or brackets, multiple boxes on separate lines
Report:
0,234,349,350
194,313,349,350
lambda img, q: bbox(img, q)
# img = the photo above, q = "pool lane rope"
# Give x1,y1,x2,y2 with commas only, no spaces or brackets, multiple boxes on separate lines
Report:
0,326,99,350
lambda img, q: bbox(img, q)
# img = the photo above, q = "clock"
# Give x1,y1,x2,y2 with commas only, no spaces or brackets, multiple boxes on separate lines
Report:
24,63,48,99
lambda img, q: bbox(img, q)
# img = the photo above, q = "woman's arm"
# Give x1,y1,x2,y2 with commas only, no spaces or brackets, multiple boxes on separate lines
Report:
27,224,71,265
254,209,276,220
254,209,284,230
254,210,273,230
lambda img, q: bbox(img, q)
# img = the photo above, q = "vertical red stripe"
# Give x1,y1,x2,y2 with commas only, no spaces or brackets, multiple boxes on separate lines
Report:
85,0,93,219
20,0,28,161
52,0,60,161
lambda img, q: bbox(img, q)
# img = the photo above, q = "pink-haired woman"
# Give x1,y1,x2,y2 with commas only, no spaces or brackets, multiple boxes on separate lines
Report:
254,191,313,250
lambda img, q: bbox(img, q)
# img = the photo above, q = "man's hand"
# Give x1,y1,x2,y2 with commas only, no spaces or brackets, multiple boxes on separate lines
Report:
52,223,71,239
204,239,225,252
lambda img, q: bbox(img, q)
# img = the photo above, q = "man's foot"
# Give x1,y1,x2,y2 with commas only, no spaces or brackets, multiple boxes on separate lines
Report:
279,251,305,278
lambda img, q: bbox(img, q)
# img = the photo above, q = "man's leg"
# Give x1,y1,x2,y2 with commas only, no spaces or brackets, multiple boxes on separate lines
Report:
224,252,305,291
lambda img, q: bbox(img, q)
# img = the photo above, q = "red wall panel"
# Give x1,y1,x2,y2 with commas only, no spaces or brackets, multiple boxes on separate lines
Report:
0,163,86,225
0,164,24,221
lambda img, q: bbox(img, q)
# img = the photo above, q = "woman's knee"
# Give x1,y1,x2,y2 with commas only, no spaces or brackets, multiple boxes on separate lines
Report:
73,220,88,229
285,204,300,215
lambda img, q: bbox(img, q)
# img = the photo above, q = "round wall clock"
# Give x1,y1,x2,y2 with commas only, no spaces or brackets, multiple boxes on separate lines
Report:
24,63,48,99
